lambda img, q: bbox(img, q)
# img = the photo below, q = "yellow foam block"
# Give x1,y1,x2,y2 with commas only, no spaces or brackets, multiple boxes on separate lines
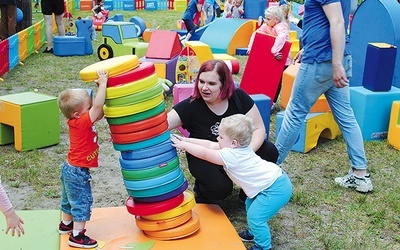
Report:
289,30,297,40
213,53,238,61
281,63,331,113
388,100,400,150
154,63,167,79
18,29,28,62
80,55,139,82
60,204,246,250
184,41,213,63
304,112,341,153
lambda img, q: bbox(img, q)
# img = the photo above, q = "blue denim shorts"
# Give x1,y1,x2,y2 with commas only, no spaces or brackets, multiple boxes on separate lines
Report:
60,161,93,222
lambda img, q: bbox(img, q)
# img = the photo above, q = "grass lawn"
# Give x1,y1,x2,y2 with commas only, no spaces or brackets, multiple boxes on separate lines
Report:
0,8,399,250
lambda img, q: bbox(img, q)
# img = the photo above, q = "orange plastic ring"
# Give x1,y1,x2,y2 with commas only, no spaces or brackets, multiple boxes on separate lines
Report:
136,210,192,231
143,212,200,240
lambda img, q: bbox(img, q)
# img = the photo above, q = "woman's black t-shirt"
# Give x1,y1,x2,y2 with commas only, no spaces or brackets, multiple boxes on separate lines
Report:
173,88,254,142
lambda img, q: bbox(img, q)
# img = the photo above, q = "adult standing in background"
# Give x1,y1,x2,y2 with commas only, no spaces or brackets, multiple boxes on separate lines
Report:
274,0,373,193
41,0,65,53
0,0,17,40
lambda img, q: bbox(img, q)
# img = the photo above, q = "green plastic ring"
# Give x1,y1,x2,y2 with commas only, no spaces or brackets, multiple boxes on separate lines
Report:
121,157,180,181
104,94,164,118
105,82,163,107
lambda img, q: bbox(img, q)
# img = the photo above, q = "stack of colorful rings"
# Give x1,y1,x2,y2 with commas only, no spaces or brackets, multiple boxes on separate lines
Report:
79,55,200,240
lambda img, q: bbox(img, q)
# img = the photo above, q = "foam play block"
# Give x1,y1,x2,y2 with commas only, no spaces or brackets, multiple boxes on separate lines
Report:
0,39,9,79
174,0,187,12
18,28,28,62
240,33,291,103
173,83,195,137
123,0,135,10
0,209,61,250
8,33,19,71
250,94,271,139
0,92,60,151
141,55,179,93
388,101,400,150
199,18,254,55
79,0,92,10
129,16,147,37
54,36,86,56
275,111,341,153
350,86,400,141
145,30,181,59
60,204,246,250
281,63,331,113
236,47,248,56
362,43,397,92
243,0,266,19
26,26,35,57
145,0,158,10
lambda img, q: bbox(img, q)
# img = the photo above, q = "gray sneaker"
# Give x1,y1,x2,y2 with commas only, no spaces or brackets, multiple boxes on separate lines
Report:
334,172,373,193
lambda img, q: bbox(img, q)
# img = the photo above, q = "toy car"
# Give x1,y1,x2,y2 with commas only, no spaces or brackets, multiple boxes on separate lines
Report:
97,21,148,61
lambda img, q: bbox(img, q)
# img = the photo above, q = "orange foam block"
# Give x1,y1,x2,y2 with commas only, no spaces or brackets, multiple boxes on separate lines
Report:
281,63,330,113
60,204,246,250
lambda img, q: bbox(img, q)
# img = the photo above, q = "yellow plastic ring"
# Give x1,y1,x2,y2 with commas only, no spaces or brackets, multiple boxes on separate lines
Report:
106,73,159,99
136,210,192,231
141,191,195,221
103,94,164,118
79,55,139,82
143,212,200,240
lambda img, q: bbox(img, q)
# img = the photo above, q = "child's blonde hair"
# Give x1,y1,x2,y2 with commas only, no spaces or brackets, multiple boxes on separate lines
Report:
265,5,285,23
58,89,91,119
280,4,290,20
220,114,255,148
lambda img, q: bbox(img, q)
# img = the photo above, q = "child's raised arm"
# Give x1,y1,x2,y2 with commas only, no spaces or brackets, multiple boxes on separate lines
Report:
171,135,224,166
89,69,108,123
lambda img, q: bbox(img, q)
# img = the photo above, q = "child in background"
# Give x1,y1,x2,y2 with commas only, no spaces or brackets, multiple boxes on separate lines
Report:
171,114,292,250
182,0,204,44
92,0,105,18
230,0,244,18
203,0,217,25
247,6,291,111
280,2,290,28
223,0,233,17
0,178,24,237
57,69,108,249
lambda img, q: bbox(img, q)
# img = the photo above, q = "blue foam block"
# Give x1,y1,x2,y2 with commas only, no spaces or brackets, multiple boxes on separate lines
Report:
362,43,397,91
53,36,86,56
236,47,248,56
250,94,271,140
350,86,400,140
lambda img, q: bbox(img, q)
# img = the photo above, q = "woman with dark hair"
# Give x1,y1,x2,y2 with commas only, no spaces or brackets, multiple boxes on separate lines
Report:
168,59,278,203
